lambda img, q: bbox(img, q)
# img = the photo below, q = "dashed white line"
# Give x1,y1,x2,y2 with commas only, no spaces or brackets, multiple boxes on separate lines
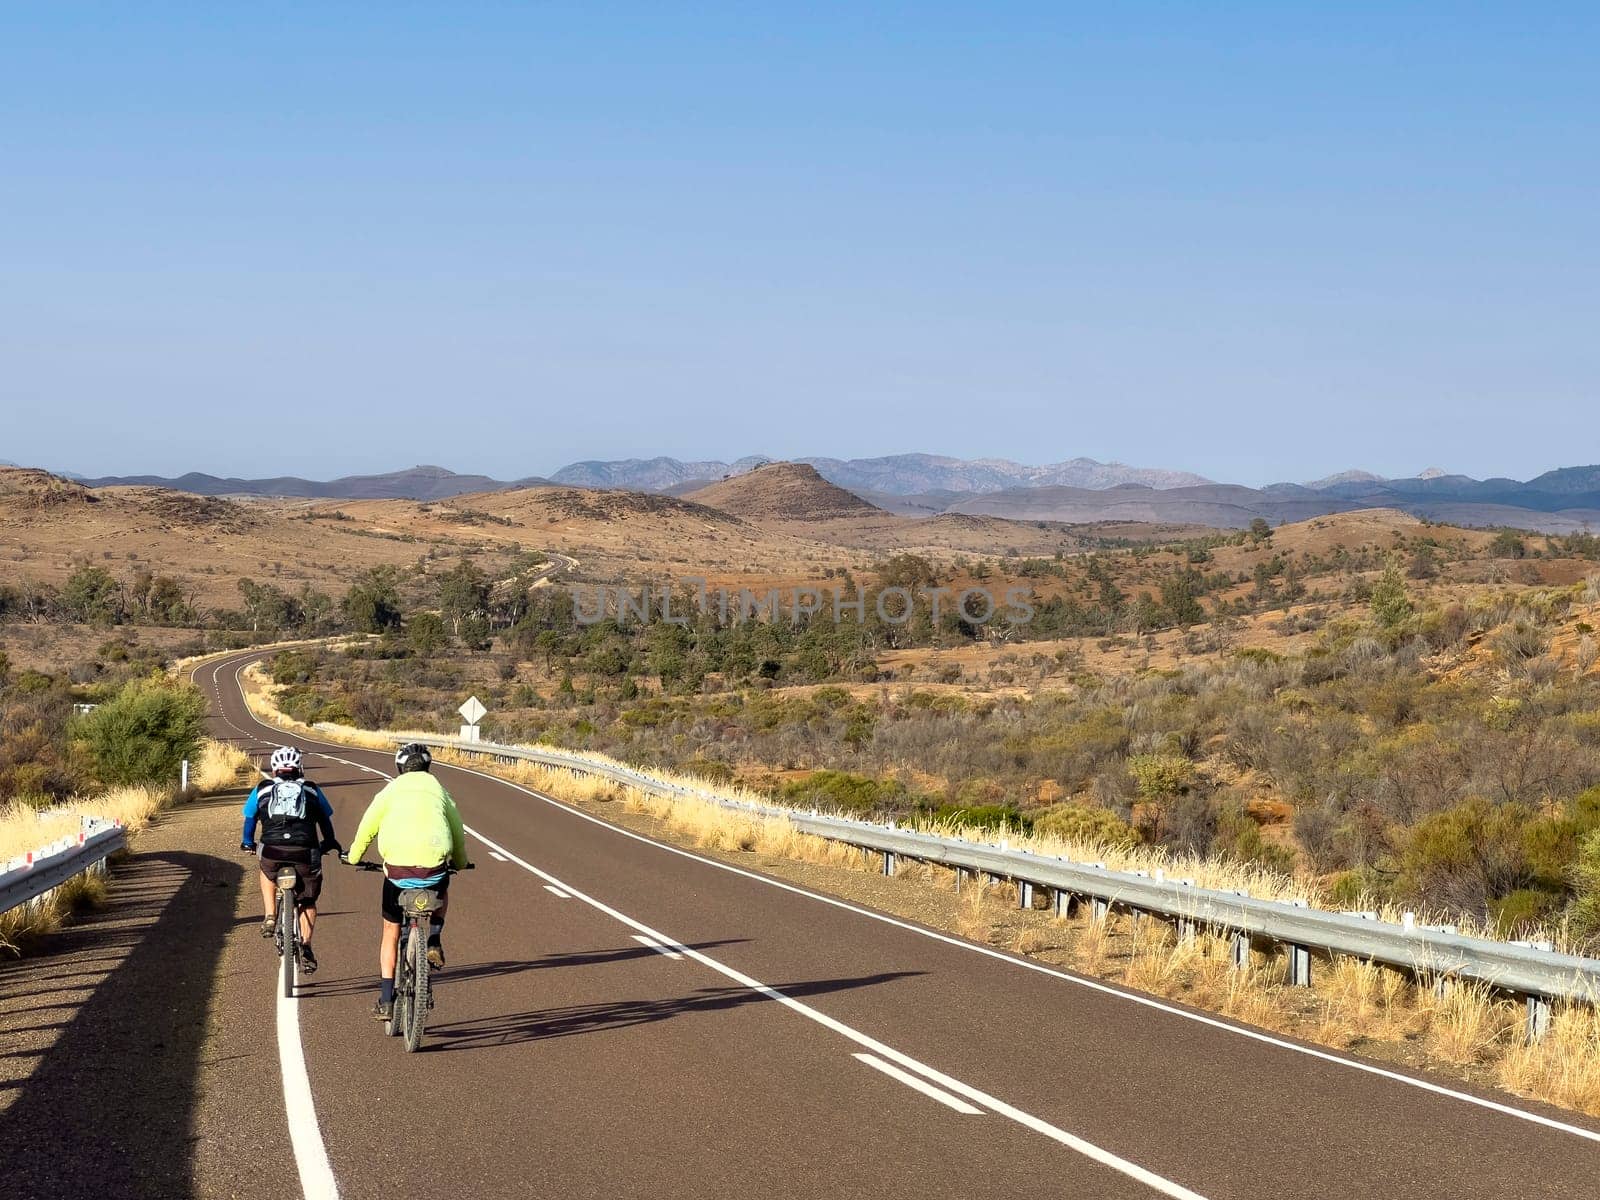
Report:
423,747,1600,1149
461,824,1206,1200
853,1053,982,1115
630,933,684,960
212,657,1202,1194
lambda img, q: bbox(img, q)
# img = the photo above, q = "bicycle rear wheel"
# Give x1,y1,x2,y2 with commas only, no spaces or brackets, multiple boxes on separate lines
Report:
279,891,295,999
403,923,429,1052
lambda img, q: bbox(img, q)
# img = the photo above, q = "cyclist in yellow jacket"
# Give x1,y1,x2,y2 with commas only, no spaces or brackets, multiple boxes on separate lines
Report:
345,743,468,1020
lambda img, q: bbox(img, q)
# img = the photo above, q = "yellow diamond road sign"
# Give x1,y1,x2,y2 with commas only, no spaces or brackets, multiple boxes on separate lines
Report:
458,695,487,725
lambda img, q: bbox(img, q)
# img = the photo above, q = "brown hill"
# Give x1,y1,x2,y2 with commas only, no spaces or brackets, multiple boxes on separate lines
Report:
0,468,524,610
685,462,882,522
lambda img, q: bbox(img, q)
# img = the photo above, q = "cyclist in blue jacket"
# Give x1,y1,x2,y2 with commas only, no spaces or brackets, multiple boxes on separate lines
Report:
242,746,339,974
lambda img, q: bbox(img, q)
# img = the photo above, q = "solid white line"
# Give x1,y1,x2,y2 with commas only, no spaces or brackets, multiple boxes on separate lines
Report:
424,754,1600,1148
488,851,509,862
196,659,340,1200
462,824,1205,1199
275,962,340,1199
631,933,685,960
543,883,571,898
213,656,1600,1149
853,1053,983,1114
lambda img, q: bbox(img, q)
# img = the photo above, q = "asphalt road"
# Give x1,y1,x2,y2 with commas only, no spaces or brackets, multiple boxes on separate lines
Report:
186,649,1600,1200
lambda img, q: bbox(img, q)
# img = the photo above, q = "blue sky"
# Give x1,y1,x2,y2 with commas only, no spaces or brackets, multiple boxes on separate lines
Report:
2,4,1595,485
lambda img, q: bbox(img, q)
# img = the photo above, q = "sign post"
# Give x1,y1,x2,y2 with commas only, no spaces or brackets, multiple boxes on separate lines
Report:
458,695,487,744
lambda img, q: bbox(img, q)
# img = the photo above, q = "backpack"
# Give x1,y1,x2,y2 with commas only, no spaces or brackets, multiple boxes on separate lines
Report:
262,778,317,847
266,778,307,822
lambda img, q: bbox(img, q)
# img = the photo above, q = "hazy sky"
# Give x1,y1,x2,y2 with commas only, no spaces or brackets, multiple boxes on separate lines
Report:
2,4,1596,486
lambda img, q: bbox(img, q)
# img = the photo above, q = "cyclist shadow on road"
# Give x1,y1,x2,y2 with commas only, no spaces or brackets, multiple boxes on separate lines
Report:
425,969,925,1052
298,939,754,999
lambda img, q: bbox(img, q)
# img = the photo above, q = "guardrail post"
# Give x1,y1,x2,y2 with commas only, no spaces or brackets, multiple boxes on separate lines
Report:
1053,888,1074,918
1018,881,1034,910
1090,896,1109,923
1509,939,1556,1042
1526,995,1552,1043
1227,889,1250,969
1287,899,1312,987
882,851,896,877
1177,878,1196,943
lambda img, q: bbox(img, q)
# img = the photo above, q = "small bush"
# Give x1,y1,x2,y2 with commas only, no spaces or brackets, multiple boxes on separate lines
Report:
77,677,208,788
1031,803,1137,848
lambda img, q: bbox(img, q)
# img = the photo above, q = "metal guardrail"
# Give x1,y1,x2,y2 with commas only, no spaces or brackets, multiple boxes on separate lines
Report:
0,817,127,916
395,731,1599,1038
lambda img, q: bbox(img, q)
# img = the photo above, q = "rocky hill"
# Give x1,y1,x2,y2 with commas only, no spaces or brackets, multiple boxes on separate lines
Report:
684,462,882,522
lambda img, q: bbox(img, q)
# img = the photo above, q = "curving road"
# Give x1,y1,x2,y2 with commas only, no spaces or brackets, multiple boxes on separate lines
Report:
186,649,1600,1200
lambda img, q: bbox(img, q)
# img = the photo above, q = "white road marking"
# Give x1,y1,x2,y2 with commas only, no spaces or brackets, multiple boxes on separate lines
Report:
210,655,1600,1153
488,851,509,862
275,954,340,1198
631,933,684,960
542,883,571,898
462,825,1206,1199
853,1053,983,1115
427,753,1600,1149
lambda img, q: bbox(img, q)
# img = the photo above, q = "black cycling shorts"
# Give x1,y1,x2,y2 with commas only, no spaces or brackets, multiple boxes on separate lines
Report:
381,873,450,924
259,844,323,905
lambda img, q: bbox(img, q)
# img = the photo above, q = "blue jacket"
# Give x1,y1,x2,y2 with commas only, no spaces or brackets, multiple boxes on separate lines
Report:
243,775,336,850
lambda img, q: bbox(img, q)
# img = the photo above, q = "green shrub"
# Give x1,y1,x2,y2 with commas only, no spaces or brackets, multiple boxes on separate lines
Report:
1031,803,1137,848
1489,888,1561,936
77,677,207,787
1128,753,1192,800
779,769,912,816
1569,829,1600,945
931,803,1029,833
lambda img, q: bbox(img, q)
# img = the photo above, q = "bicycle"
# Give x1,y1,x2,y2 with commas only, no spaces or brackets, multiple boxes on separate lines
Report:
243,850,313,999
344,859,472,1052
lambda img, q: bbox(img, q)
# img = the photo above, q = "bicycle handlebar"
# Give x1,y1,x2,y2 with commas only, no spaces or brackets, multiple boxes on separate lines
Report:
339,856,474,873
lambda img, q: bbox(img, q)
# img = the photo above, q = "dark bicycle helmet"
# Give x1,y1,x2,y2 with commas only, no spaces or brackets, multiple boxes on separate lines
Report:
395,743,433,774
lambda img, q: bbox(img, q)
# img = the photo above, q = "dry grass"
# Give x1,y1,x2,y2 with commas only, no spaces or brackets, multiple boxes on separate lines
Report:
192,739,254,792
1501,1006,1600,1113
1420,980,1520,1066
0,784,173,862
0,868,109,954
244,692,1600,1118
0,736,248,957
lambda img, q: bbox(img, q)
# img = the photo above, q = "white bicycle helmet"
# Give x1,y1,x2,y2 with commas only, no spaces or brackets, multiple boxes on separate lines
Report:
395,743,432,773
269,745,303,775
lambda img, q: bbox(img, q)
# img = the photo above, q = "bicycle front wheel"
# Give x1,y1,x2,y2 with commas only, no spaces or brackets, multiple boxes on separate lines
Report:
403,923,429,1052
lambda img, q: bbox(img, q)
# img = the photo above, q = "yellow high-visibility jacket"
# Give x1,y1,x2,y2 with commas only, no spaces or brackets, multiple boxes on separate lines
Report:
348,771,467,870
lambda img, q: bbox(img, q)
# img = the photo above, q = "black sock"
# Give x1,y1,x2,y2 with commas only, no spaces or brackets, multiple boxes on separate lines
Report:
380,978,394,1004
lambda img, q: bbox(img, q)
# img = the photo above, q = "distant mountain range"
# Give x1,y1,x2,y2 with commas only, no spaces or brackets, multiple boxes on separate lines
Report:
23,454,1600,533
72,464,552,501
555,453,1212,494
944,466,1600,533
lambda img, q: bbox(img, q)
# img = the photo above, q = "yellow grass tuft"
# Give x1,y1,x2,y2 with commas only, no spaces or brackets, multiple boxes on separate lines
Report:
192,739,254,792
1420,980,1518,1066
1500,1005,1600,1115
